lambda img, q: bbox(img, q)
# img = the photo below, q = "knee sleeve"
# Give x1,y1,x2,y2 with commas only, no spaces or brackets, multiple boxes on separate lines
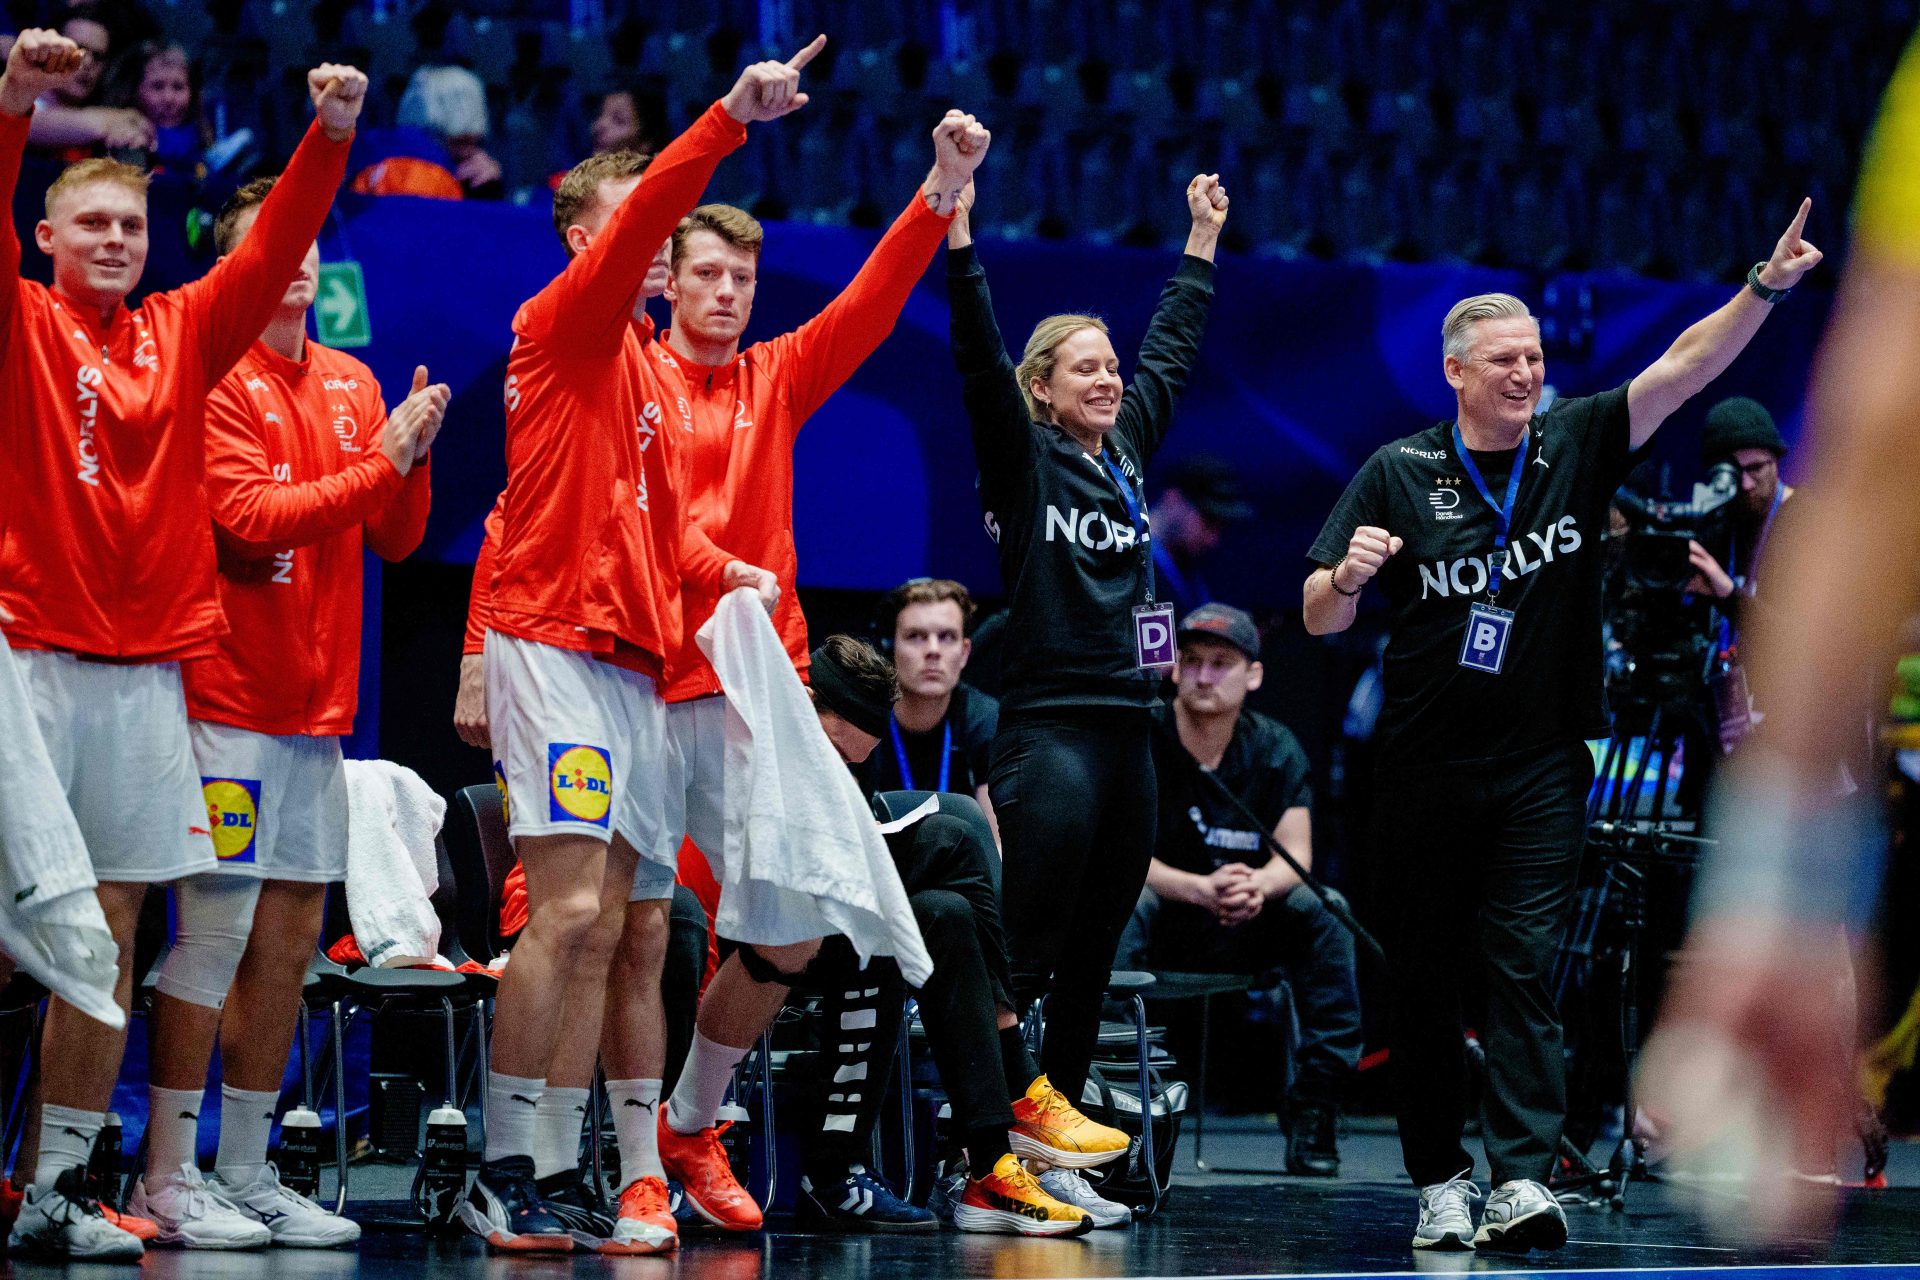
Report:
736,943,812,985
156,876,262,1009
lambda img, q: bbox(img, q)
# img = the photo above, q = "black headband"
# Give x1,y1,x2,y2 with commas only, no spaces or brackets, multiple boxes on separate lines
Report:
809,646,893,738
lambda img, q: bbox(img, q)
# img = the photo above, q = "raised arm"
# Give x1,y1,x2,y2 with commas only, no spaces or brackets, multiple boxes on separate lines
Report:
775,110,988,425
521,37,824,353
0,31,90,341
946,189,1029,452
206,365,447,551
1113,174,1225,458
25,103,152,151
1625,199,1824,448
184,63,363,387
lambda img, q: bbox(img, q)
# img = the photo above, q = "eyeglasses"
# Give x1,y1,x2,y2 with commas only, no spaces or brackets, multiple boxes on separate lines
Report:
1736,458,1777,480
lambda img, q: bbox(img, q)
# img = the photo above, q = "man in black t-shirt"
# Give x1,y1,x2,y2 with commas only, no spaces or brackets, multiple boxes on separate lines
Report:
1303,202,1824,1254
1123,604,1362,1176
855,579,1000,837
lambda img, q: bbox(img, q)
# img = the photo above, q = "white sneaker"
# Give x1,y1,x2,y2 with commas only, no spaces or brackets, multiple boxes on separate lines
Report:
127,1163,272,1249
211,1165,360,1248
1412,1172,1482,1250
1036,1167,1131,1228
1473,1179,1567,1252
8,1166,144,1260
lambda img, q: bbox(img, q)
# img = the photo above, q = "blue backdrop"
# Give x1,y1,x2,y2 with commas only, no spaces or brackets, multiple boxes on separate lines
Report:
322,192,1832,608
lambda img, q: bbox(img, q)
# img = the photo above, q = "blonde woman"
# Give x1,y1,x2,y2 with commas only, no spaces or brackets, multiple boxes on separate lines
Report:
942,171,1226,1219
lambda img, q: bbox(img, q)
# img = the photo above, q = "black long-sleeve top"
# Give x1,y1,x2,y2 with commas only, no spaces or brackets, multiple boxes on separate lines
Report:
947,243,1216,714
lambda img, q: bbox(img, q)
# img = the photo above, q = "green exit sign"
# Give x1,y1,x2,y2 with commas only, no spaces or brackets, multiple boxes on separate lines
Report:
314,261,371,348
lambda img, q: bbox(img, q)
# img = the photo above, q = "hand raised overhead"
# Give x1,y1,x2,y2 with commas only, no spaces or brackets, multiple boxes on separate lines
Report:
308,63,369,139
0,29,89,114
1756,198,1823,292
722,35,825,124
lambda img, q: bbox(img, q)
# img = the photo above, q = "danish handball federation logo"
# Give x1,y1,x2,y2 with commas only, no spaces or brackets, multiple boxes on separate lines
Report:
548,743,612,826
201,778,261,862
492,761,510,826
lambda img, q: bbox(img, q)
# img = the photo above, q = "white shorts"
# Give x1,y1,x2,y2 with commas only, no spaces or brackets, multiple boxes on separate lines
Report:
485,632,674,868
16,650,216,883
642,694,728,903
188,721,348,882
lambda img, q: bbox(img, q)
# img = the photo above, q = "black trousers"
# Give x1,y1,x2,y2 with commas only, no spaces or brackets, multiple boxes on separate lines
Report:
1125,883,1364,1102
991,708,1157,1103
804,809,1020,1174
660,883,710,1097
1373,738,1593,1187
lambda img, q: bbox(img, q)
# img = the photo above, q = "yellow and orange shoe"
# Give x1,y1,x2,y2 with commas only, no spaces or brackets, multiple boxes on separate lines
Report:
1009,1075,1130,1169
954,1154,1093,1237
656,1115,763,1232
100,1204,159,1243
607,1176,677,1255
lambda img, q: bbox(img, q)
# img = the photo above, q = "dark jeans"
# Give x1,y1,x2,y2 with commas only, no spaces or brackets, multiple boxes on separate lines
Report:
661,883,709,1098
1123,882,1364,1101
1373,739,1593,1187
991,708,1157,1103
803,809,1020,1174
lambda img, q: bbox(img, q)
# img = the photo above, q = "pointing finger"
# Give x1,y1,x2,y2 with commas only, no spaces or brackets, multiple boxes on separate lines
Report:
1785,197,1810,244
786,33,826,70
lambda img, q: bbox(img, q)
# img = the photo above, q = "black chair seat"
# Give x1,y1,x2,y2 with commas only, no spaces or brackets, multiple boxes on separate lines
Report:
1105,969,1156,994
1146,971,1254,1001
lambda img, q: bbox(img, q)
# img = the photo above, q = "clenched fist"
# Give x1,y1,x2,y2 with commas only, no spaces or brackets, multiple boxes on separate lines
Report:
0,29,89,116
1333,526,1402,592
1187,173,1229,230
308,63,369,140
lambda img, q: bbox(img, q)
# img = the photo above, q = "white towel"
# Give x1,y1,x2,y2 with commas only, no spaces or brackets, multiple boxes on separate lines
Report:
0,629,120,1027
342,759,444,968
697,590,931,986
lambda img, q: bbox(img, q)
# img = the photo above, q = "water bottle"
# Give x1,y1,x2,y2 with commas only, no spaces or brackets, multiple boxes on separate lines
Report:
276,1106,323,1199
86,1113,123,1207
419,1106,469,1227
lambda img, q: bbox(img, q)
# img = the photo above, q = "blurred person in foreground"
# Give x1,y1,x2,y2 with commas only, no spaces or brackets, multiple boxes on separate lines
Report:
1639,30,1920,1243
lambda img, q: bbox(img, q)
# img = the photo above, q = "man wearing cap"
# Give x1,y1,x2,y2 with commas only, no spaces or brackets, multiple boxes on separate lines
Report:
1149,456,1255,618
1125,603,1362,1176
1683,396,1795,612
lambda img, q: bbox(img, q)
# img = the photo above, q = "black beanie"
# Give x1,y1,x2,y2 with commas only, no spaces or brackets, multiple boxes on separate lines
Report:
1701,397,1787,465
808,642,893,739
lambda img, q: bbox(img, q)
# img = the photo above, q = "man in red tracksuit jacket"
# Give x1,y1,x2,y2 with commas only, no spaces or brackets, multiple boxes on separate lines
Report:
123,176,448,1250
0,31,362,1261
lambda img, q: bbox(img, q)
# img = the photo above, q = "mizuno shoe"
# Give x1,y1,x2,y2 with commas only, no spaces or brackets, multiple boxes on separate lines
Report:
455,1155,572,1252
211,1164,360,1248
954,1153,1092,1237
126,1163,271,1250
9,1166,145,1260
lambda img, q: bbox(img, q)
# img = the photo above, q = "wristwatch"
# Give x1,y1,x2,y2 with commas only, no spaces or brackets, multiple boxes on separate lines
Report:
1746,261,1790,305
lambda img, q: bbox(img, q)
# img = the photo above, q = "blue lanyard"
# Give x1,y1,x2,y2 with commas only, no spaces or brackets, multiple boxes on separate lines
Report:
1450,425,1528,599
889,716,951,793
1098,450,1157,604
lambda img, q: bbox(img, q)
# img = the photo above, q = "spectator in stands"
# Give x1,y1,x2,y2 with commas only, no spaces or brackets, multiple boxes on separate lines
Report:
21,8,154,158
396,64,502,199
1121,604,1362,1176
1149,455,1253,618
591,85,665,156
103,41,204,172
855,578,999,840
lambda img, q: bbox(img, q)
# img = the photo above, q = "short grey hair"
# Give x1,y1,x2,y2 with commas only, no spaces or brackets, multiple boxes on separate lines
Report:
397,64,490,140
1442,293,1538,361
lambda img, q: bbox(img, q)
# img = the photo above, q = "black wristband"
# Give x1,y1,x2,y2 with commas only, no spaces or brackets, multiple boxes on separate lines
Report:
1329,559,1362,597
1746,261,1790,305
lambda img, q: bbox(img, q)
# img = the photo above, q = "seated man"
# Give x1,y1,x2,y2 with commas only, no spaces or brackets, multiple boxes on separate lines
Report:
1121,604,1363,1176
854,578,998,840
794,637,1128,1236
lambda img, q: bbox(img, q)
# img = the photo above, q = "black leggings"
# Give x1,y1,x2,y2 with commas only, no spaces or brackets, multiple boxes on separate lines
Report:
991,708,1157,1103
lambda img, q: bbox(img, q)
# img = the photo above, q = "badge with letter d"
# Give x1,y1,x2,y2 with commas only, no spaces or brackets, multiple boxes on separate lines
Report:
1133,602,1177,672
1458,602,1514,674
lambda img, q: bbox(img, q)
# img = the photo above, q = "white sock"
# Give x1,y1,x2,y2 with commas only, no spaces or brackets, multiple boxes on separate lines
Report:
214,1085,279,1187
483,1072,544,1164
145,1086,204,1180
532,1087,589,1181
665,1032,747,1136
36,1105,103,1191
605,1078,663,1182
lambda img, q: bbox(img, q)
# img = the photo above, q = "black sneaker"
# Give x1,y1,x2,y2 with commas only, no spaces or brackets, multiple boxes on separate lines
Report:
1285,1100,1340,1177
455,1156,573,1252
796,1165,937,1233
536,1171,618,1252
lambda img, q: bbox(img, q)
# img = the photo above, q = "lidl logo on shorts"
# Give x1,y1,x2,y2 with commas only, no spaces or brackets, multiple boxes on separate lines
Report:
548,743,612,826
202,778,262,863
492,760,511,826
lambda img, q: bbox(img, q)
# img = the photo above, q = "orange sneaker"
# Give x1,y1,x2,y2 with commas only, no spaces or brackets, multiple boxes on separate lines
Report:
607,1176,677,1255
1010,1075,1130,1169
656,1115,762,1232
954,1154,1092,1236
100,1204,160,1242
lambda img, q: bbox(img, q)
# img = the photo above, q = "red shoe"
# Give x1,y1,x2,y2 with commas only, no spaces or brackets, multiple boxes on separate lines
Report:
656,1115,762,1232
606,1176,677,1254
100,1204,160,1242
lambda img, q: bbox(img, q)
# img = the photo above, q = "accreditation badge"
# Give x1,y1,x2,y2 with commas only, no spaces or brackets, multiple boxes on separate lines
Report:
1458,602,1515,674
1133,602,1177,671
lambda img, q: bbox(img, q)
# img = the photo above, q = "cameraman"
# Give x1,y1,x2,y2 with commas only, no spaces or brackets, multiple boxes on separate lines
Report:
1684,397,1796,627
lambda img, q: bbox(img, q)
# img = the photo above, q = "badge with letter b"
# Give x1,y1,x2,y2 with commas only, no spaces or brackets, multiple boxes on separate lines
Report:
1458,602,1514,674
1133,602,1177,671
